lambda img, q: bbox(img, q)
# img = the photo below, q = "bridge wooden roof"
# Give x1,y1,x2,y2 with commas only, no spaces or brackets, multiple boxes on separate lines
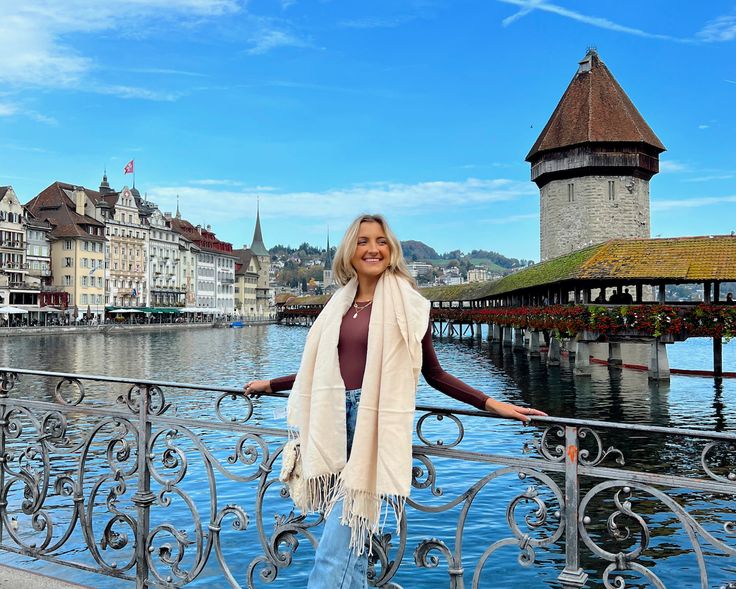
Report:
282,236,736,306
423,236,736,301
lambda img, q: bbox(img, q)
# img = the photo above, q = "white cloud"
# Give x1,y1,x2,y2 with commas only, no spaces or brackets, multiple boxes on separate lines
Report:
0,103,19,117
0,1,240,94
338,16,416,29
147,177,537,226
683,174,734,183
697,15,736,42
0,101,56,124
652,195,736,212
246,28,311,55
659,160,689,173
481,212,538,224
698,124,710,129
124,68,208,77
93,85,182,102
497,0,681,41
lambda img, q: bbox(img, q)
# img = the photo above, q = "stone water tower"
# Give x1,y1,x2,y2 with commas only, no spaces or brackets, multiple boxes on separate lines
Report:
527,49,666,262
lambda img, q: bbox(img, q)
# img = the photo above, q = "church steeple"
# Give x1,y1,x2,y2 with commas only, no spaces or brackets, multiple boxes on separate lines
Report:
325,228,332,267
250,199,269,257
99,169,113,194
175,194,181,220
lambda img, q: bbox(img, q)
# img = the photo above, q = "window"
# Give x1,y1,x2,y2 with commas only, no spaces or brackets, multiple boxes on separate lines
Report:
97,277,103,288
81,294,88,304
64,275,72,286
567,183,575,202
608,180,615,201
81,258,88,268
82,276,88,287
64,240,73,250
64,257,73,267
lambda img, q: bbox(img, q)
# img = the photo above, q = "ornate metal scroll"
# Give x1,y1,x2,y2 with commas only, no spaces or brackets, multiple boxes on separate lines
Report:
1,368,735,589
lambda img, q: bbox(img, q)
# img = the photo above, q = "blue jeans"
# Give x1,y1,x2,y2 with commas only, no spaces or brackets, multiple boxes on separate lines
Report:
308,388,369,588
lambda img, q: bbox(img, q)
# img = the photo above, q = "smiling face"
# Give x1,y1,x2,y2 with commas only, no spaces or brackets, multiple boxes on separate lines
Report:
350,221,391,284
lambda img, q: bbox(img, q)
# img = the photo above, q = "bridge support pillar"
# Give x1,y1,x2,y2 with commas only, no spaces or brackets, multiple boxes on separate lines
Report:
574,341,592,376
648,339,670,380
493,323,503,343
513,327,525,351
547,338,561,366
528,330,541,357
475,323,482,343
502,326,513,347
608,342,622,367
486,323,493,342
714,337,723,377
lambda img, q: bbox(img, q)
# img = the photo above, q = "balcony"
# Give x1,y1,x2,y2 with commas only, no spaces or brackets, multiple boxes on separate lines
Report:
0,240,24,250
0,262,29,272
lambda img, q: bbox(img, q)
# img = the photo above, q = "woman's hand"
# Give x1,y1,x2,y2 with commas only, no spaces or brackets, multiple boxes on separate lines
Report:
243,379,272,398
484,398,547,423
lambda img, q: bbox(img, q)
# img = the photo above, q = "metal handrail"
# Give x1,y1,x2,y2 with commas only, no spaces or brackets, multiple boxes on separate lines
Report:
1,368,734,589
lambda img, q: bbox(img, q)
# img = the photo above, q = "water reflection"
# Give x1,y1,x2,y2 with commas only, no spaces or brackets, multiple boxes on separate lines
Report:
2,327,735,588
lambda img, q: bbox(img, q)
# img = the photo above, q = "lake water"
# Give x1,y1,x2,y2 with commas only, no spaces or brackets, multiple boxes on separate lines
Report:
1,327,734,588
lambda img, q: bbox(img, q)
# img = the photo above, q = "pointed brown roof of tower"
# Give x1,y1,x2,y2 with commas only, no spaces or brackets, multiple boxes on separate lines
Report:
526,50,665,161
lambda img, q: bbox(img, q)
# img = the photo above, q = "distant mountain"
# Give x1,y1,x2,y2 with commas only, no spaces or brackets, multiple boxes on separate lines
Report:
401,241,524,269
401,240,440,261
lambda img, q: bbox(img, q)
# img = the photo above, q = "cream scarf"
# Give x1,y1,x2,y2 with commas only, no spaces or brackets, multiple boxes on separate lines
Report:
286,272,430,552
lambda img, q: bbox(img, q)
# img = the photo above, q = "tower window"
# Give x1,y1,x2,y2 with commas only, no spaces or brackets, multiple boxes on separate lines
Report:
608,180,615,201
567,183,575,203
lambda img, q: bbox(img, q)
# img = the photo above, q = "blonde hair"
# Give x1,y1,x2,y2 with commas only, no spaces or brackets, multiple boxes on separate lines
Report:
332,214,415,287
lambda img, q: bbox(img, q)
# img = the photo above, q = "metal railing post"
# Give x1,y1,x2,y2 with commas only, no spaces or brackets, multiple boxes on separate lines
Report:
558,425,588,587
0,373,7,545
132,385,155,589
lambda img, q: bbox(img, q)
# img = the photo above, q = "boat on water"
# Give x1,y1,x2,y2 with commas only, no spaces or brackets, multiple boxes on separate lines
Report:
229,321,244,328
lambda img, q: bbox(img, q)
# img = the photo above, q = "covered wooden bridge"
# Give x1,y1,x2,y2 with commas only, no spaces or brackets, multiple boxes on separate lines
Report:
278,235,736,379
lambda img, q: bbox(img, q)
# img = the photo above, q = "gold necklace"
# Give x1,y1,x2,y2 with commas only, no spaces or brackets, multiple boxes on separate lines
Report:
352,300,373,319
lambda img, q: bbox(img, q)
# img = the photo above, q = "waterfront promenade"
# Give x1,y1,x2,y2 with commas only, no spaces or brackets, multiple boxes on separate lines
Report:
0,319,277,338
0,564,91,588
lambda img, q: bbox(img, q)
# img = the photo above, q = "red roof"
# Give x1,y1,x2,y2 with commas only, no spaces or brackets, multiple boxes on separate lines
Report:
25,182,106,241
170,217,234,255
527,50,665,161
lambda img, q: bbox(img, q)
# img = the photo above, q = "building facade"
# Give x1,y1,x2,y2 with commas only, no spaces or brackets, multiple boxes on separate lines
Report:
171,217,235,313
233,248,259,316
0,187,28,293
98,186,149,308
248,206,272,316
25,183,106,317
527,49,665,262
148,209,185,306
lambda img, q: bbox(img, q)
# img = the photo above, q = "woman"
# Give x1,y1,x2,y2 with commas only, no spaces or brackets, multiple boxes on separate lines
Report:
244,214,546,588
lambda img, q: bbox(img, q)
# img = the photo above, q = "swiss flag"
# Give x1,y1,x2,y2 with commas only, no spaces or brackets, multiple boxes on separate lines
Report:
124,160,134,174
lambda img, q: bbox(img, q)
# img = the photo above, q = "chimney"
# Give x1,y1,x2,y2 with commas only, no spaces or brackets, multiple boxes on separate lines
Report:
164,212,172,220
74,187,86,216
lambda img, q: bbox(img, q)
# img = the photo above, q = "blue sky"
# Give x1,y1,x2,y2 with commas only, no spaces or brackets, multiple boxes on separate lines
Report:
1,1,735,261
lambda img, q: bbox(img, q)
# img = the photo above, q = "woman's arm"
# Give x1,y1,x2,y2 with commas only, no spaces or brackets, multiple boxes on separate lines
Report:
244,374,297,396
421,327,546,423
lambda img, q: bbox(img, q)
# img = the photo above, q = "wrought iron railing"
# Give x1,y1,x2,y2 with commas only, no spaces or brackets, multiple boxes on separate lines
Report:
0,368,734,588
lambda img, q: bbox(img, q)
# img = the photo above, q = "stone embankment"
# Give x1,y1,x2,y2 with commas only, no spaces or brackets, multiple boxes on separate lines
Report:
0,320,277,338
0,564,91,588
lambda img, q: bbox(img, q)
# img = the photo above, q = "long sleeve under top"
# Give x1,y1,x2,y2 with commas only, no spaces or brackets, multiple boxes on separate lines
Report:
269,305,489,411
